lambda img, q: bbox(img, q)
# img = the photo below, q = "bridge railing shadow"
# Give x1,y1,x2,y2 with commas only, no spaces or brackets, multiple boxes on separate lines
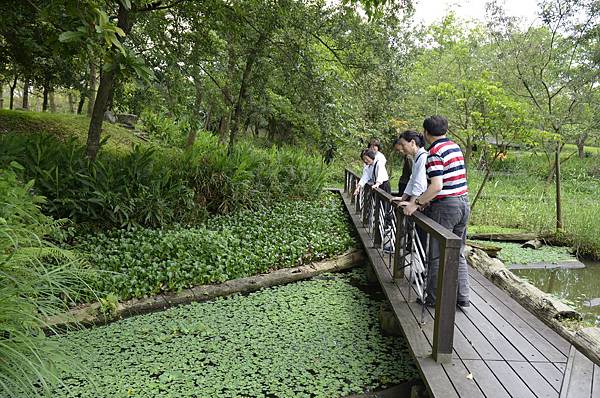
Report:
345,168,462,363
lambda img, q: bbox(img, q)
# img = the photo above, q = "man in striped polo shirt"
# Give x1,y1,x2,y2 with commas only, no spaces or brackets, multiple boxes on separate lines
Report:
401,115,471,308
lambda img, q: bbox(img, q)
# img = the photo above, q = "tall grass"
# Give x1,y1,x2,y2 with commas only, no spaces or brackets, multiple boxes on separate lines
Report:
0,165,91,397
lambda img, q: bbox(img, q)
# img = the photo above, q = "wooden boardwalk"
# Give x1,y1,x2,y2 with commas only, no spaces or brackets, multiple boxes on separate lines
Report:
339,191,599,398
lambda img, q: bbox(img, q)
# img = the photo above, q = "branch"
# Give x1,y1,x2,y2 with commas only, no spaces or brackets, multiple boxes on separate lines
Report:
134,0,187,12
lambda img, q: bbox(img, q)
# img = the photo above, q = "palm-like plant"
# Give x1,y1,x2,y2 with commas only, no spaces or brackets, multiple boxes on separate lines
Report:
1,164,91,397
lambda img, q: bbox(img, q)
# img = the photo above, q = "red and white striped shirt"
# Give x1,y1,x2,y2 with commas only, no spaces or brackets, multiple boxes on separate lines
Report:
426,138,468,200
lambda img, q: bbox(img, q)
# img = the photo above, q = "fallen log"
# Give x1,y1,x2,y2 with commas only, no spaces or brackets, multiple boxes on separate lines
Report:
466,246,600,365
468,232,538,242
46,250,365,332
522,239,543,249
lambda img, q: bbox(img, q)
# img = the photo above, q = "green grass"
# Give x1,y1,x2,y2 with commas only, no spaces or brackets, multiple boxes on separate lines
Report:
468,151,600,259
49,269,418,398
0,109,145,153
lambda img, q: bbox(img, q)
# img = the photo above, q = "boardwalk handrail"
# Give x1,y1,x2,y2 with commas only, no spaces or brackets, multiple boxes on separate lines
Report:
344,167,462,363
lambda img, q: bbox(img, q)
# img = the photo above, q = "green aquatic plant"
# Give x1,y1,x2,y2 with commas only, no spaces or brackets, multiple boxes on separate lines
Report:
49,269,418,397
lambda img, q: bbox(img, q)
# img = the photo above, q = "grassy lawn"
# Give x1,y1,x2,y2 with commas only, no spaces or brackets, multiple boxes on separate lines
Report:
0,110,144,152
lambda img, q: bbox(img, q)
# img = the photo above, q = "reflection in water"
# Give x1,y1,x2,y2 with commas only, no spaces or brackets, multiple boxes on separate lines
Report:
512,260,600,326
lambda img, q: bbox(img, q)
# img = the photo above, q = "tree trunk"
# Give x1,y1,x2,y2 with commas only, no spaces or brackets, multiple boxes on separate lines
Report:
185,78,204,149
86,4,133,160
576,132,588,159
0,83,4,109
470,154,499,211
87,68,117,160
49,88,56,112
227,35,265,155
87,62,97,117
42,85,49,111
22,80,30,109
204,105,212,131
555,143,562,230
68,92,75,113
77,91,85,114
218,115,230,144
9,75,17,110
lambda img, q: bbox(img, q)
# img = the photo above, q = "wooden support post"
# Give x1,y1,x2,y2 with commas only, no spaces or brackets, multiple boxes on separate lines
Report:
432,236,461,363
373,194,382,247
393,206,406,280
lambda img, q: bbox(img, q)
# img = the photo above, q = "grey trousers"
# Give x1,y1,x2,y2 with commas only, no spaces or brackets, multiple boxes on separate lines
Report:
424,195,470,303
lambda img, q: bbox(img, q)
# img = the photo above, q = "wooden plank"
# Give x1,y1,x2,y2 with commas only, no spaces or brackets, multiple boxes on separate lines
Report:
463,359,511,398
460,298,527,362
469,274,567,363
486,360,537,398
419,356,460,398
442,360,486,398
507,361,559,398
396,278,480,361
531,362,564,393
560,347,594,398
469,269,570,357
469,289,550,362
592,364,599,398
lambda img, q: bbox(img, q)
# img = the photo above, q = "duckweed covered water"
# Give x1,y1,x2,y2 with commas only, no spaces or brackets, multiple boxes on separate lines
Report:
50,268,419,397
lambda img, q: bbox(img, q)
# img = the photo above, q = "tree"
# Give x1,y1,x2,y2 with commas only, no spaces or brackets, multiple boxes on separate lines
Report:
488,0,600,230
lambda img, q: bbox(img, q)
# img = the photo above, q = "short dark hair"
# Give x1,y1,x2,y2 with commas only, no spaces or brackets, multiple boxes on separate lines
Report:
398,130,425,147
369,139,382,151
423,116,448,136
361,148,376,160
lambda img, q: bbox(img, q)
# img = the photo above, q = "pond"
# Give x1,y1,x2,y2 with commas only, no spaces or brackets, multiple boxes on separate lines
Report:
48,267,419,398
512,259,600,326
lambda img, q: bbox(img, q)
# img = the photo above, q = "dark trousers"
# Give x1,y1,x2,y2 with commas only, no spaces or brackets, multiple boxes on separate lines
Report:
424,195,470,303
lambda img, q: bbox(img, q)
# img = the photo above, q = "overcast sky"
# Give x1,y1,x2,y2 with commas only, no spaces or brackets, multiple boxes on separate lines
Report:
412,0,540,26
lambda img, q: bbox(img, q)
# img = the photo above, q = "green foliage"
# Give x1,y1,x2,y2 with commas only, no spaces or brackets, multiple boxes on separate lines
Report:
0,133,198,228
72,194,355,300
139,111,186,147
49,269,418,397
468,152,600,259
0,116,327,227
0,165,91,397
471,240,575,265
184,134,327,215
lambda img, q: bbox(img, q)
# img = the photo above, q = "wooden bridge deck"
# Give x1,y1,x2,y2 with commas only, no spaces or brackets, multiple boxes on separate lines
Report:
340,191,599,398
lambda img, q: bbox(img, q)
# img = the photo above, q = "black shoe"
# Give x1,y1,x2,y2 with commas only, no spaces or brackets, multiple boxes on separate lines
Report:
416,297,435,308
457,300,470,308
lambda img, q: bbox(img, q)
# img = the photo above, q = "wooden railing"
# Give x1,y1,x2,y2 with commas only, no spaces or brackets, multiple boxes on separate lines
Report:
344,168,462,363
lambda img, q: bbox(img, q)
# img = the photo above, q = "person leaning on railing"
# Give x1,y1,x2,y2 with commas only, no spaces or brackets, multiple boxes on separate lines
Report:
353,139,390,196
399,116,471,309
391,130,428,202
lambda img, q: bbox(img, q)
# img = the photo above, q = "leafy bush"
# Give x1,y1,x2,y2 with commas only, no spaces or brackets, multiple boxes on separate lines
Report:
0,132,327,228
72,194,355,300
184,134,326,214
0,165,90,397
140,111,187,147
49,269,418,398
0,133,198,228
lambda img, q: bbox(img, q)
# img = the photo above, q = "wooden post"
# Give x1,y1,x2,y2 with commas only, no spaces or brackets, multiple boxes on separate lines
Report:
393,206,406,279
373,193,382,247
362,185,371,226
432,236,461,363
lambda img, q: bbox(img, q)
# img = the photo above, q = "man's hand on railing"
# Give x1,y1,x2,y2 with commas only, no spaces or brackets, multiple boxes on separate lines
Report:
353,185,361,196
398,200,420,216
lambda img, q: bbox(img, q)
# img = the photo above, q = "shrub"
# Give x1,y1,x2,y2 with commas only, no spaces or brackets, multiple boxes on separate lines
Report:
72,194,355,300
0,132,327,229
0,164,90,397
